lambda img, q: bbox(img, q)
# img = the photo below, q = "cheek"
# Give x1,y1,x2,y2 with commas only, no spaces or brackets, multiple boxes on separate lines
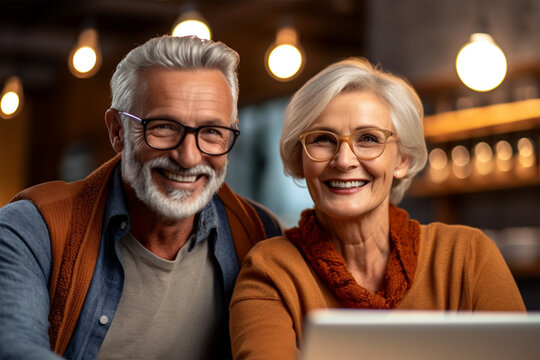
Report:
208,156,227,173
301,154,323,179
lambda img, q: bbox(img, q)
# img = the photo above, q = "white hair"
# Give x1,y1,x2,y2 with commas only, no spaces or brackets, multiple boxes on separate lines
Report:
280,58,427,204
110,35,239,125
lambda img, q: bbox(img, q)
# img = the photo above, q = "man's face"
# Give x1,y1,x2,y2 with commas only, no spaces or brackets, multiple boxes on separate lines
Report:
121,68,234,220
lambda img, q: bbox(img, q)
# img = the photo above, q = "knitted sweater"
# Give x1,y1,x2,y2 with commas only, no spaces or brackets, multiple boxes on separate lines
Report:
229,221,526,360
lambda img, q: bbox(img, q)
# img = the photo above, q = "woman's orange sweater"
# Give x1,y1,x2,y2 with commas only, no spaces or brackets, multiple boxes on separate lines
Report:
229,222,526,360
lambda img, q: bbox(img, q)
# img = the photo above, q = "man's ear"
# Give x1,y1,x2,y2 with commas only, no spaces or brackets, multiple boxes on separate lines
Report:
105,109,124,153
394,153,412,179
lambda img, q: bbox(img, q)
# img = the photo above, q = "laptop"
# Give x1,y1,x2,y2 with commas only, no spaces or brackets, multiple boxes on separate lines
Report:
299,309,540,360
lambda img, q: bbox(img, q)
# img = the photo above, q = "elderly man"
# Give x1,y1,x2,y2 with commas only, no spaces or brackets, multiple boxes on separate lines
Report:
0,35,282,359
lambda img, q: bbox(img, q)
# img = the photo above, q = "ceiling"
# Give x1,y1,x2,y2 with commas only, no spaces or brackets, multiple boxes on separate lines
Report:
2,0,539,105
1,0,369,106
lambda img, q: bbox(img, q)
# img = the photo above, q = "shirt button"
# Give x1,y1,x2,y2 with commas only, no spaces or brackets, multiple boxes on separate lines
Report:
120,222,127,230
99,315,109,325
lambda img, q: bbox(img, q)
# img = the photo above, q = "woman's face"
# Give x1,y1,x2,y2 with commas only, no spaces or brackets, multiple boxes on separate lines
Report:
302,90,410,221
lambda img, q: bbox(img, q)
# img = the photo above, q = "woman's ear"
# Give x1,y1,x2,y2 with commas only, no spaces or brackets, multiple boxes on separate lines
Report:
105,109,124,153
394,153,411,179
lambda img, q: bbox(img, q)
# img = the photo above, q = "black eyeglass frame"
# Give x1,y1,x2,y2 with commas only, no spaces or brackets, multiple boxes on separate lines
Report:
298,127,394,162
119,111,240,156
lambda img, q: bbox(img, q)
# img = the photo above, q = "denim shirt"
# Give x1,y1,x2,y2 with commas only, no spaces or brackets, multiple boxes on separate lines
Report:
0,165,241,360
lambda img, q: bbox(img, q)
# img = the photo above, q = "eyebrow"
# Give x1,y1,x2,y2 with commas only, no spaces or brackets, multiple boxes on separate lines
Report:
306,125,380,133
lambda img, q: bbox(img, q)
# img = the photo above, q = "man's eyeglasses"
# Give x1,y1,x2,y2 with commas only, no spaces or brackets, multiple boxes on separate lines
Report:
299,127,394,162
119,111,240,156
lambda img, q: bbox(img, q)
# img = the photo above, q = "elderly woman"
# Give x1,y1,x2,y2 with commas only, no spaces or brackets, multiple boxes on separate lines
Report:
229,58,525,359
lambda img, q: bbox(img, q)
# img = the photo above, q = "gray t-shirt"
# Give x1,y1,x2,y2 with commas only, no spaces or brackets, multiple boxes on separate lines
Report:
97,232,225,359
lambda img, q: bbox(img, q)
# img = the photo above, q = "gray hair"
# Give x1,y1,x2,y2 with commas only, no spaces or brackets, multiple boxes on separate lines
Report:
110,35,240,125
280,58,427,204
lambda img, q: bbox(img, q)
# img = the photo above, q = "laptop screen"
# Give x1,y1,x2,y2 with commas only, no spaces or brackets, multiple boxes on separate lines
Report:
300,309,540,360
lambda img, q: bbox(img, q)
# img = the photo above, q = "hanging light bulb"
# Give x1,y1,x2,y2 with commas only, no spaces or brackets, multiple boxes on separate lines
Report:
456,33,507,92
266,27,304,81
69,27,102,78
171,11,212,40
1,76,24,119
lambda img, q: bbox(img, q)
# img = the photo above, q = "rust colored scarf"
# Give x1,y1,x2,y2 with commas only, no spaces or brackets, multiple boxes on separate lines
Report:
286,205,420,309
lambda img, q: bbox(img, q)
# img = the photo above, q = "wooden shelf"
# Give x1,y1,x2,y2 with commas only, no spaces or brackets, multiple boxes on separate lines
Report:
409,99,540,197
423,98,540,143
408,167,539,197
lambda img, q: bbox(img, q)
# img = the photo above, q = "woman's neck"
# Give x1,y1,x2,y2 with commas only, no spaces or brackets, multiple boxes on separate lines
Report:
316,204,391,292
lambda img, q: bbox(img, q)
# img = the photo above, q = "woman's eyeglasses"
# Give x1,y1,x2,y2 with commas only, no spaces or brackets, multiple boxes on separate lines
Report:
299,127,393,161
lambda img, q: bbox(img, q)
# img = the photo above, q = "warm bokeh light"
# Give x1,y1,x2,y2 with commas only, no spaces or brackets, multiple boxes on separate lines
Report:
474,142,493,162
517,137,536,168
451,145,471,179
474,142,494,175
268,44,303,79
518,137,534,157
429,148,448,170
266,27,304,81
0,91,19,116
0,76,23,119
172,19,211,40
69,28,101,78
451,145,470,166
456,33,507,92
428,148,450,183
495,140,513,172
73,46,97,73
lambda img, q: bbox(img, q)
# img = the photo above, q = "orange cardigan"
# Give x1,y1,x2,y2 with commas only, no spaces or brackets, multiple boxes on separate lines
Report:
229,222,526,360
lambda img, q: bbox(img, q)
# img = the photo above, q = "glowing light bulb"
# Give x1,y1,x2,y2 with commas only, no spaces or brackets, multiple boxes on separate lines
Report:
69,28,101,78
456,33,507,92
172,19,211,39
73,46,97,73
1,92,19,116
266,27,304,81
0,76,23,119
268,44,303,79
171,11,212,40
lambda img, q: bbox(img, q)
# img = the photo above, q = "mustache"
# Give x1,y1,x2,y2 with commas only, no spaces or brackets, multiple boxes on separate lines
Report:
145,156,215,177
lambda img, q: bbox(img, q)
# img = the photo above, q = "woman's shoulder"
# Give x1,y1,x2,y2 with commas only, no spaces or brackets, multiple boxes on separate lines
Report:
419,221,496,255
249,236,303,260
242,235,313,276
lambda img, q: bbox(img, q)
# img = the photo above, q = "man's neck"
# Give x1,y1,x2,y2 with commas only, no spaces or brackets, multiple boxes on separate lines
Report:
124,185,196,261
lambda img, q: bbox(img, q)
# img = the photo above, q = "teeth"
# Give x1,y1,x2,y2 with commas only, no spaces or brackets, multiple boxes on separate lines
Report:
329,180,366,189
163,170,197,183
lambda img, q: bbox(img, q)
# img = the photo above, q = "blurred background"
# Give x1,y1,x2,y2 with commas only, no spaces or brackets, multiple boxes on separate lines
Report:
1,0,539,309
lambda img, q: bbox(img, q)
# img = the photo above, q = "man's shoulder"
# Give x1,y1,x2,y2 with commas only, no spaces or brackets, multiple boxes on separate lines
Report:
1,199,42,220
0,199,50,249
11,180,83,207
243,198,284,238
217,184,284,238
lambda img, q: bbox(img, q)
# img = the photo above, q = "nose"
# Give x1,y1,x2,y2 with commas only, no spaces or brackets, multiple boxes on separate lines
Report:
330,141,359,170
170,133,203,168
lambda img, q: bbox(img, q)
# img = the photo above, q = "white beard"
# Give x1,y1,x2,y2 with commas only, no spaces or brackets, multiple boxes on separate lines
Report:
122,139,227,221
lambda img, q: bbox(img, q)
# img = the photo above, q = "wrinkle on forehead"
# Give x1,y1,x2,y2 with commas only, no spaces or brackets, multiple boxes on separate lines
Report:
132,68,233,124
310,90,392,134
